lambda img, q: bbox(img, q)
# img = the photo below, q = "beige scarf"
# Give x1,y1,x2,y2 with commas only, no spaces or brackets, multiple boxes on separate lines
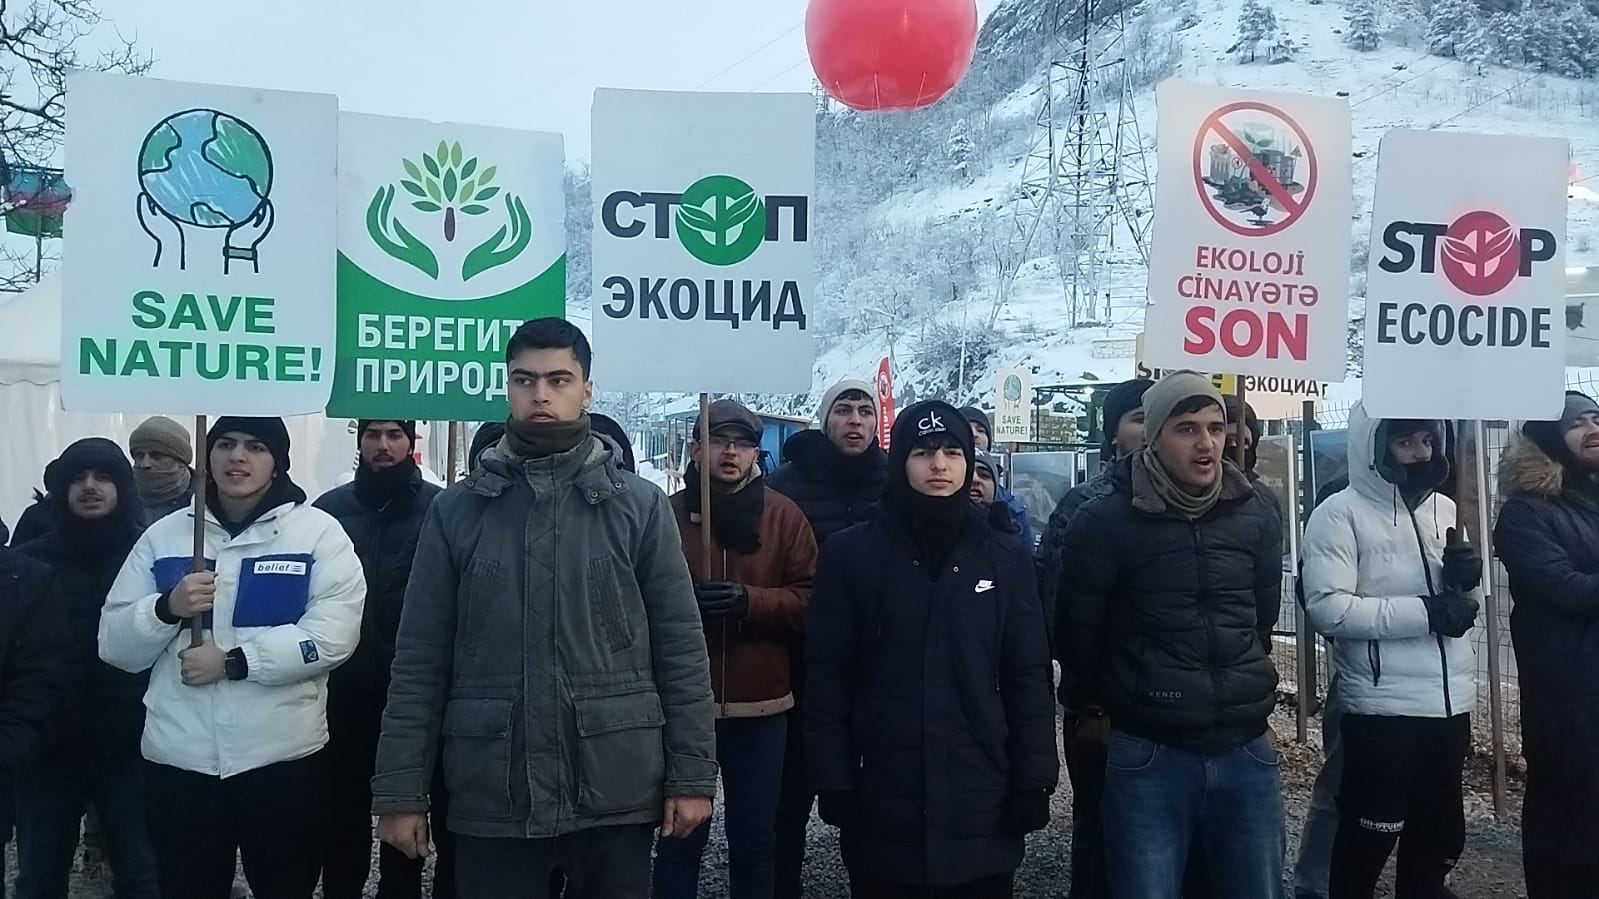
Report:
1134,447,1223,520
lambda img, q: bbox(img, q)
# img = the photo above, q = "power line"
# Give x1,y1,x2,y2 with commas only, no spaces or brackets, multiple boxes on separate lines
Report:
749,57,812,92
1351,57,1455,108
691,22,803,91
1429,72,1542,129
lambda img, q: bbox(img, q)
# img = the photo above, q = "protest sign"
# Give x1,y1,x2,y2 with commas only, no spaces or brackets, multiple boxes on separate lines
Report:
1362,130,1568,420
1133,333,1237,393
994,368,1032,442
591,89,815,393
329,113,566,420
1143,79,1351,382
62,72,337,414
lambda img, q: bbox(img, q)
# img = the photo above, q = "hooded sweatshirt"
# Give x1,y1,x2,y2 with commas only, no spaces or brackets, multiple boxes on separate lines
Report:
1301,402,1476,719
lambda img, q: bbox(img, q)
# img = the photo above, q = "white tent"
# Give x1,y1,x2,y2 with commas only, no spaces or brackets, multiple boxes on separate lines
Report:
0,275,355,530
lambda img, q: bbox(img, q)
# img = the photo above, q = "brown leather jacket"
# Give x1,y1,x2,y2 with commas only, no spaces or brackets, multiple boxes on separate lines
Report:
671,486,818,718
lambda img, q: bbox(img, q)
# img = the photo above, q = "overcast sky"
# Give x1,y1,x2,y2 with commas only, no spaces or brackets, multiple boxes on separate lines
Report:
93,0,1002,161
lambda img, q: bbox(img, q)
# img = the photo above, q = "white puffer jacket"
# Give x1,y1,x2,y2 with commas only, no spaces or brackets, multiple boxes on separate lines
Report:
1302,403,1477,718
99,497,366,778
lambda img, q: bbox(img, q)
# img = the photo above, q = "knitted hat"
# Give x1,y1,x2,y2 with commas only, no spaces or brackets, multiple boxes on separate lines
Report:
1100,380,1155,455
973,448,1002,481
357,420,418,448
1142,372,1225,442
45,437,136,497
959,407,993,442
817,379,875,426
206,417,291,475
1524,391,1599,465
129,416,193,466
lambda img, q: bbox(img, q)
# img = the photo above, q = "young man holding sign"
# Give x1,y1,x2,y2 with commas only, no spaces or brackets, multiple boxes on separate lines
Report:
99,417,368,899
373,318,717,899
1300,405,1480,899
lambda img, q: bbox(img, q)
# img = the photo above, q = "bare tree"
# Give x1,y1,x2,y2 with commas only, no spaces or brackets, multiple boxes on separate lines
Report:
0,0,151,290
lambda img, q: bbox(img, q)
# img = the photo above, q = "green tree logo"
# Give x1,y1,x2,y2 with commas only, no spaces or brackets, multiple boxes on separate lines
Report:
367,140,531,282
675,174,765,266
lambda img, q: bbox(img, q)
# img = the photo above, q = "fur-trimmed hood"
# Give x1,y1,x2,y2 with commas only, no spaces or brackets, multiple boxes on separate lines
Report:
1498,431,1566,499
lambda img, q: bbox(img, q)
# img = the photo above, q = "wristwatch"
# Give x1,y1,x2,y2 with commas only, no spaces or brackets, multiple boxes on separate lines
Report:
224,648,248,682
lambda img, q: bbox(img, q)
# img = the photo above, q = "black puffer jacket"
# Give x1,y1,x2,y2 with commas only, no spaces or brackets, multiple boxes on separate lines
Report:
1036,470,1115,639
17,440,148,758
1055,453,1281,751
0,546,69,769
766,430,887,546
806,508,1058,887
1493,433,1599,863
313,463,442,697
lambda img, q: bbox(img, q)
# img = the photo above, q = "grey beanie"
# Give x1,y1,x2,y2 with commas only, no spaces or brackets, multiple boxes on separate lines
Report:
1141,371,1226,442
817,379,875,426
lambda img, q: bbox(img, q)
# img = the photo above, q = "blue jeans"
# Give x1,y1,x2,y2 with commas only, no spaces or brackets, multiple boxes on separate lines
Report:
653,714,787,899
16,750,159,899
1102,730,1285,899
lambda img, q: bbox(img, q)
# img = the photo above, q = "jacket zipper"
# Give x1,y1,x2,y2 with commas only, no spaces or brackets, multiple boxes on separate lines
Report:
1406,512,1453,719
1192,522,1220,717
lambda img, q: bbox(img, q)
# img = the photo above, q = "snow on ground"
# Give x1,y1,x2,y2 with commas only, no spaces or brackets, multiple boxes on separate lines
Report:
810,0,1599,410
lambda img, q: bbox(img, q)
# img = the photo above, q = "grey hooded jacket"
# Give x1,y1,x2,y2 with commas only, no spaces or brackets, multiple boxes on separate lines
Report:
371,435,717,838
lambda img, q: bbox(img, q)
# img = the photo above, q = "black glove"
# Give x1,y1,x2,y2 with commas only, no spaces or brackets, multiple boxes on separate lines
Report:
1442,527,1483,592
1423,590,1480,639
817,790,859,829
694,581,749,619
1004,790,1051,835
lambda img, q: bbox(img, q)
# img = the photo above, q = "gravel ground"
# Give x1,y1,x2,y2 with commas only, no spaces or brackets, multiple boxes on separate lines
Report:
18,705,1530,897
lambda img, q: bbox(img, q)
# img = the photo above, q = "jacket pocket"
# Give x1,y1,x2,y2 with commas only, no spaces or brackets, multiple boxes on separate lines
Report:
441,698,514,821
573,688,666,815
588,557,636,653
1106,732,1159,773
457,558,502,652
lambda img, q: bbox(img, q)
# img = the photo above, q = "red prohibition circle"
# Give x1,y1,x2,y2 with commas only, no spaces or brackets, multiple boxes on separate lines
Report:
1191,101,1319,238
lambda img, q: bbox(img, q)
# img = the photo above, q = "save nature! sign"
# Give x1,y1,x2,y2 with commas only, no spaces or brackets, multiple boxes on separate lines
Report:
329,114,566,420
61,72,338,415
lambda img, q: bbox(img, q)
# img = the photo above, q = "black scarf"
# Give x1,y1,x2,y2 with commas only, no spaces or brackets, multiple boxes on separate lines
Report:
206,475,308,538
825,441,887,488
886,477,967,570
354,457,420,513
683,462,764,555
504,414,592,459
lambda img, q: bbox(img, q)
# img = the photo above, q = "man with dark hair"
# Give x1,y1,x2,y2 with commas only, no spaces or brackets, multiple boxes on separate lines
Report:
654,399,817,899
374,317,716,898
766,379,888,896
1034,376,1151,899
15,439,158,899
1057,373,1284,898
315,421,449,899
100,417,367,899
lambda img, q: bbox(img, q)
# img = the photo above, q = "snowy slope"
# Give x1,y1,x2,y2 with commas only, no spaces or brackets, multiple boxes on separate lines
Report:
801,0,1599,414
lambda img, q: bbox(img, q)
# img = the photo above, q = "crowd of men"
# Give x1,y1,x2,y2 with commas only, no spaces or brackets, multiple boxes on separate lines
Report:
0,314,1592,898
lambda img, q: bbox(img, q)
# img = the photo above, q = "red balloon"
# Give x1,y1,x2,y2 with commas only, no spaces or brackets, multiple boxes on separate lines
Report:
805,0,979,112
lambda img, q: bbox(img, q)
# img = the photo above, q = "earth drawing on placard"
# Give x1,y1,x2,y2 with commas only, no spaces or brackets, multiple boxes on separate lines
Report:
136,108,275,274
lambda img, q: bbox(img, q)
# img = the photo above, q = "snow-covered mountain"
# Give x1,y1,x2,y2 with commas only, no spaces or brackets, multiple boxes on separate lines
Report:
589,0,1599,422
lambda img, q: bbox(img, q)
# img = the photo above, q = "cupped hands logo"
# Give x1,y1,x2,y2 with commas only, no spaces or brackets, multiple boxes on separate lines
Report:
366,140,531,282
1440,211,1520,297
675,174,765,266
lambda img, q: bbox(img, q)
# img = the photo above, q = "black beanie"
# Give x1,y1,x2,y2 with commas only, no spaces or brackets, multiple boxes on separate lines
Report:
207,417,291,476
958,406,992,441
590,413,636,474
1224,396,1264,472
1524,391,1599,466
357,420,418,448
889,401,976,497
44,437,135,497
1101,380,1155,455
